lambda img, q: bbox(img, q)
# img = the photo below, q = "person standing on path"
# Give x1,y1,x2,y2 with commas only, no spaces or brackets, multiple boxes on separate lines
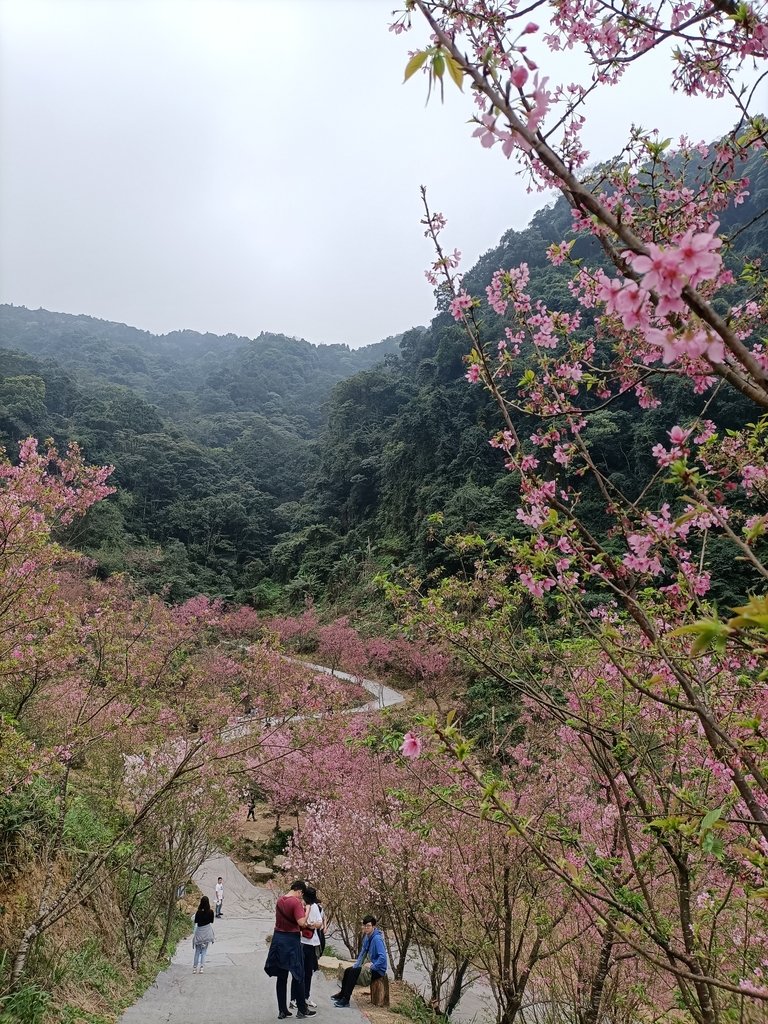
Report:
191,896,216,974
215,877,224,918
332,915,388,1008
264,880,317,1020
290,886,323,1010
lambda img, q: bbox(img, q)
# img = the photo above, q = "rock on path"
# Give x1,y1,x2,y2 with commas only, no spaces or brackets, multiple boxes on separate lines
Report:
119,855,363,1024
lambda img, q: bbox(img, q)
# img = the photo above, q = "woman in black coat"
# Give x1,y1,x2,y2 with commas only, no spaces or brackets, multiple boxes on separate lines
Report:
192,895,215,974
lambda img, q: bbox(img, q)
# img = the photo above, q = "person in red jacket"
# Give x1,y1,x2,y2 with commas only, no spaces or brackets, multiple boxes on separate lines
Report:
264,880,317,1019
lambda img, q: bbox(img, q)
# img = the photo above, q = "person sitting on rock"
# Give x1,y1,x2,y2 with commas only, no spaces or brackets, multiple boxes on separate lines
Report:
331,915,387,1008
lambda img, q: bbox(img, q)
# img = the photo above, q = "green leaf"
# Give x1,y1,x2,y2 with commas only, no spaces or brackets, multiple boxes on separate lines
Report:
403,50,429,82
700,807,723,832
670,617,730,654
729,595,768,633
648,815,686,832
445,54,464,90
701,832,725,860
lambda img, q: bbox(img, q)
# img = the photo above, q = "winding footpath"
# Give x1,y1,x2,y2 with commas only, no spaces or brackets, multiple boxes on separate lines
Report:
119,663,402,1024
295,661,406,711
119,855,362,1024
118,852,496,1024
118,667,497,1024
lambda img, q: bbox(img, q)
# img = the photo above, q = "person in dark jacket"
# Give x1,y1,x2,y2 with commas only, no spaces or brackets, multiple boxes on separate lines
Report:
332,915,388,1008
192,896,215,974
264,880,317,1019
290,885,324,1010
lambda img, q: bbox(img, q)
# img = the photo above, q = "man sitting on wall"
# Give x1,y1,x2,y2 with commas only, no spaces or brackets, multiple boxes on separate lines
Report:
331,915,388,1008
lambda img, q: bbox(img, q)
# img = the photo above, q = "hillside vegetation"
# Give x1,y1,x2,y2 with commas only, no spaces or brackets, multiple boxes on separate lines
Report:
0,144,764,609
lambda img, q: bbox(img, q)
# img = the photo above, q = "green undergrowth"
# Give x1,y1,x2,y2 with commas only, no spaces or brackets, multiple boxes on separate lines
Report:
260,827,292,863
391,987,446,1024
0,908,191,1024
318,943,346,961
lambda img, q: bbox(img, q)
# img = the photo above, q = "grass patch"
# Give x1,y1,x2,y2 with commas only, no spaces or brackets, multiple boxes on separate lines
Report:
125,907,191,1006
261,828,292,863
52,1007,112,1024
0,907,192,1024
391,988,444,1024
0,983,51,1024
52,940,121,997
320,944,348,961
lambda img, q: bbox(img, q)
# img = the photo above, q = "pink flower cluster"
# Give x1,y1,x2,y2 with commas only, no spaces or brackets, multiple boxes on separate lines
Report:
471,76,552,158
450,291,474,320
628,222,722,315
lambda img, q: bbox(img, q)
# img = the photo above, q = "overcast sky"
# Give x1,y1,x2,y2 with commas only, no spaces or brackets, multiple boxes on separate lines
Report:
0,0,756,348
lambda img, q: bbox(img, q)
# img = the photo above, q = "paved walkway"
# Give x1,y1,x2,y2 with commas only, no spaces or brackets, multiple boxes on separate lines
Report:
119,855,364,1024
288,660,406,711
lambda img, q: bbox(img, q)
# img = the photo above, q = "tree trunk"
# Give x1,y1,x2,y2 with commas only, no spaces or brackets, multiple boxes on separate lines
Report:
394,920,413,981
445,956,471,1016
429,947,442,1006
499,991,523,1024
158,886,179,959
10,923,40,989
676,858,719,1024
579,923,614,1024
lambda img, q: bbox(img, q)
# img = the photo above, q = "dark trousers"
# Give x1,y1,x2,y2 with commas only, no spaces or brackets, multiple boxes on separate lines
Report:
291,945,316,1002
338,966,385,1002
277,967,306,1014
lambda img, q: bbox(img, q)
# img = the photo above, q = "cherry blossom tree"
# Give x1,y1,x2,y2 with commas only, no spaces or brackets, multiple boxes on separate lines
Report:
316,616,368,676
383,2,768,1019
0,439,368,989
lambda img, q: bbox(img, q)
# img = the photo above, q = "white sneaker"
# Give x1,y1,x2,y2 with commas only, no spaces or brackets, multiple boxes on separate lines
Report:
199,967,204,974
289,1001,296,1010
307,1000,317,1008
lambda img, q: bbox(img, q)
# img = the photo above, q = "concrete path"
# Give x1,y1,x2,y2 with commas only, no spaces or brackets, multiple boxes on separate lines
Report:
293,661,406,711
119,855,365,1024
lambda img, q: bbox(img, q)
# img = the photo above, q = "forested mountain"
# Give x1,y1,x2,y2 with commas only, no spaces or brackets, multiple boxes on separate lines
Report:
0,311,399,601
272,144,767,602
0,308,398,435
0,144,764,606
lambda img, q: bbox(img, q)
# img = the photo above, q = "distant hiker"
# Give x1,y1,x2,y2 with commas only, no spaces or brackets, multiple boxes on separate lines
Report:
246,800,256,820
215,876,224,918
264,880,317,1019
289,885,324,1010
192,895,215,974
331,915,387,1008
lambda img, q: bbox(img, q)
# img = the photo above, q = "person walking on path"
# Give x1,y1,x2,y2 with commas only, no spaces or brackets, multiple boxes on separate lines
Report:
264,880,317,1020
191,896,216,974
332,915,387,1008
215,877,224,918
290,886,324,1010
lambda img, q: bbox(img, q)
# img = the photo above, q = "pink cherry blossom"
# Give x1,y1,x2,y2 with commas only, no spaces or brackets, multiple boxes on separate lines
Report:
400,731,423,759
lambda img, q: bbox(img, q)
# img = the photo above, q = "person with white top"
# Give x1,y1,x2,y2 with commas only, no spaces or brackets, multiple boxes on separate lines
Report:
214,877,224,918
290,886,324,1010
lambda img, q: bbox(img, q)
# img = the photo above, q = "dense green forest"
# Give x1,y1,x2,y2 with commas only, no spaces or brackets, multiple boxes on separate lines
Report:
0,313,399,602
0,144,764,605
